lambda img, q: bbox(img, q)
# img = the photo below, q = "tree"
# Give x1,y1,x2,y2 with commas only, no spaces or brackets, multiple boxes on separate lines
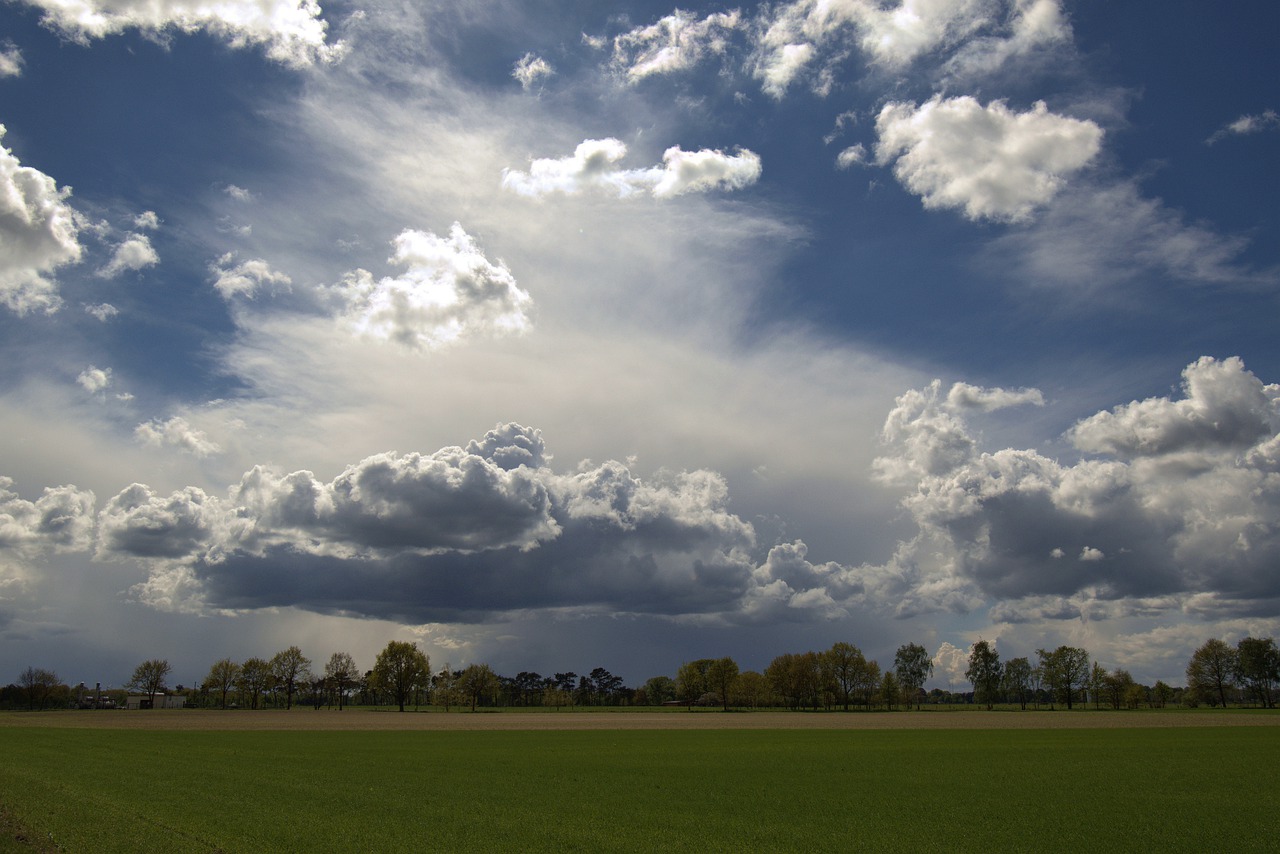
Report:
458,663,499,712
1103,668,1135,710
852,657,881,709
270,646,312,710
1235,636,1279,709
1002,657,1033,710
1038,646,1089,709
237,657,272,709
765,652,821,710
732,671,770,709
372,641,430,712
324,652,360,710
824,642,865,711
128,659,171,709
676,659,712,709
1152,680,1174,709
202,659,240,709
879,670,901,709
1186,638,1238,708
433,664,460,712
966,640,1002,710
894,643,934,710
641,675,676,705
18,667,60,711
706,657,740,711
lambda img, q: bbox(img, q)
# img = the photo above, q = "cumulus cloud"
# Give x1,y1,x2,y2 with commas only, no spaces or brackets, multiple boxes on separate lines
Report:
874,97,1102,222
1207,109,1279,145
92,423,867,625
134,416,221,457
609,9,740,81
98,232,158,278
332,223,532,350
865,356,1280,621
211,254,292,300
224,184,254,202
0,476,96,555
512,53,553,90
76,365,112,394
749,0,1070,97
0,124,82,314
0,43,23,78
17,0,345,68
501,139,761,199
835,144,867,169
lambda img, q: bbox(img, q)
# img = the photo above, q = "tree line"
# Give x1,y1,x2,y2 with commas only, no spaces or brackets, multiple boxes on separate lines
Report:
5,635,1277,712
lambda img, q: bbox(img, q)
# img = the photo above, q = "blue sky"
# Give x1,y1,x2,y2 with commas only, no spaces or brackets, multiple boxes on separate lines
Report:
1,0,1277,692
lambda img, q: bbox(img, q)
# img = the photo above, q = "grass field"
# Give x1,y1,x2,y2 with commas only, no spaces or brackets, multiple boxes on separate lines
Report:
1,711,1277,852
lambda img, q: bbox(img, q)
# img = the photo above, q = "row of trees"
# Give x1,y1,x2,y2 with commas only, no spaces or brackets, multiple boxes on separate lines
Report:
9,635,1278,712
1185,637,1279,708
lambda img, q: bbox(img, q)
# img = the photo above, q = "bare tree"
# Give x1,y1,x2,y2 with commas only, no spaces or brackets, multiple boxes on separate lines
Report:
19,667,60,710
128,659,171,709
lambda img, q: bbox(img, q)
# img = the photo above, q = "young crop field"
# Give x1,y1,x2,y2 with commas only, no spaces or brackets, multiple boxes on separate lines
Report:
1,711,1277,852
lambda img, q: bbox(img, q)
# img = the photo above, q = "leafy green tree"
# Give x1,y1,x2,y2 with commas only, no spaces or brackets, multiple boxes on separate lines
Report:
128,659,171,709
641,675,676,705
731,671,770,708
1235,636,1279,708
237,657,273,709
458,663,500,712
1038,646,1089,709
893,643,933,710
432,664,460,712
270,646,312,710
1186,638,1238,708
853,657,881,709
676,659,713,708
965,640,1002,710
1002,657,1032,710
324,652,360,709
766,652,822,710
707,657,740,711
1103,668,1135,710
202,658,240,709
1089,661,1107,709
373,641,430,712
1152,680,1174,708
879,670,901,709
18,667,61,711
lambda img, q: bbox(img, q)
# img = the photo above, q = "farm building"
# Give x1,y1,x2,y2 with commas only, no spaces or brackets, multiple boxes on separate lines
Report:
124,693,186,710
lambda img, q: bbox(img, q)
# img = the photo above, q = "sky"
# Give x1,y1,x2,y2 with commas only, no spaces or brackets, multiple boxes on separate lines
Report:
1,0,1278,693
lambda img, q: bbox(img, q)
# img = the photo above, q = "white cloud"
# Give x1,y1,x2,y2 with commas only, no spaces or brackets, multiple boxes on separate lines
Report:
96,483,217,559
501,139,761,200
0,43,23,78
98,232,158,278
836,144,867,169
210,254,292,300
874,97,1102,222
610,9,741,81
224,184,254,202
932,641,971,686
864,356,1280,620
18,0,346,68
0,124,82,314
76,365,112,394
134,416,221,457
1207,109,1279,145
332,223,532,350
512,53,553,90
0,476,96,555
83,302,118,321
987,180,1272,290
133,210,159,230
748,0,1069,97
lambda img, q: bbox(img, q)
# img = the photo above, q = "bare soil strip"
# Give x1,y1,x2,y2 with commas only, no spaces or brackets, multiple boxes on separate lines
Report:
1,708,1275,732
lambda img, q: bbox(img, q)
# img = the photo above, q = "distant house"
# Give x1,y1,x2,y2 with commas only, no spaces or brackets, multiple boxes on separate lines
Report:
125,693,186,710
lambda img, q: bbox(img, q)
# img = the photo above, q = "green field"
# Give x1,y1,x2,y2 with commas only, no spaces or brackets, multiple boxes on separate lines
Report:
1,726,1277,852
